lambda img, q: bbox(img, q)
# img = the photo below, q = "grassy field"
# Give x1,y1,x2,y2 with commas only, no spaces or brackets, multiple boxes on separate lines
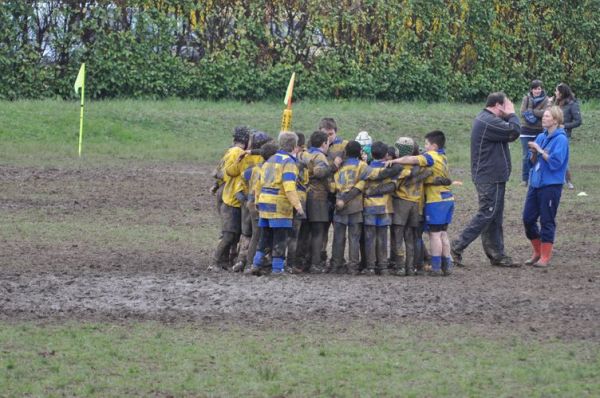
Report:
1,100,599,397
1,322,599,397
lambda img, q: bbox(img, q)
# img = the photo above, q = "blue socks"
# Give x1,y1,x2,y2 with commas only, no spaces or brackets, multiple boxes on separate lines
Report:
253,251,264,268
431,256,442,272
272,257,285,273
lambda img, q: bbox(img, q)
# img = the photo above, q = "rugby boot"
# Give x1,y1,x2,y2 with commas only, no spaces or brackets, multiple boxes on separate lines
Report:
524,239,541,266
533,243,553,268
450,240,464,267
491,255,519,268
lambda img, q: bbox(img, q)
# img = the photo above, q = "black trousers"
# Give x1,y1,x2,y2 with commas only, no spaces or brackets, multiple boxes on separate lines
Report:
453,182,506,262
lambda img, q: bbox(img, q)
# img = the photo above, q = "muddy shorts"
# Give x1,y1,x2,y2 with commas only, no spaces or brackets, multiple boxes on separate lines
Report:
363,213,392,226
392,198,419,227
333,211,363,226
221,204,242,234
307,194,330,223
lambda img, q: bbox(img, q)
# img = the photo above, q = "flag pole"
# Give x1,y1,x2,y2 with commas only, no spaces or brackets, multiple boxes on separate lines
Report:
280,72,295,132
74,63,86,157
78,75,85,157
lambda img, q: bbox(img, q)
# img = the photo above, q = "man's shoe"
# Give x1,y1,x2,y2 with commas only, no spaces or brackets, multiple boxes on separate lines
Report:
491,256,520,268
450,242,464,267
566,182,575,190
250,266,263,276
519,181,528,187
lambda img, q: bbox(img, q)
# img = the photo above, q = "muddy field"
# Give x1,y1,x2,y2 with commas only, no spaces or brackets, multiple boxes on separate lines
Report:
1,164,599,340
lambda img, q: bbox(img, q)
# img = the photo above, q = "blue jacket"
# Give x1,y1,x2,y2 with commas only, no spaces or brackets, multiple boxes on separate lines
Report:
528,128,569,188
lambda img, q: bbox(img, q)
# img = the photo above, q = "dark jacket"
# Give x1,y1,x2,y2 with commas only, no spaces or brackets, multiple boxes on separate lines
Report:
520,92,550,135
471,109,521,184
558,99,582,138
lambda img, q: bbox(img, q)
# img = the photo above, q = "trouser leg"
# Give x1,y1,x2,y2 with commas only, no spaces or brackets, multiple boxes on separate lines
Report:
347,223,362,273
480,183,506,261
376,226,388,272
453,182,503,253
393,224,407,272
286,218,302,269
212,231,238,269
363,225,376,271
246,214,260,266
271,227,290,273
253,226,273,268
404,226,415,275
521,137,534,182
523,186,541,241
310,222,328,271
331,222,347,270
538,185,562,243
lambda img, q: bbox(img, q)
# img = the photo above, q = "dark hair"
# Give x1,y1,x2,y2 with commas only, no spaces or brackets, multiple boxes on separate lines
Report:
309,130,328,148
233,125,251,145
485,92,506,108
296,132,305,147
260,142,279,161
556,83,575,105
530,79,543,90
412,141,420,156
371,141,388,160
386,146,399,159
345,140,362,158
318,117,337,132
425,130,446,149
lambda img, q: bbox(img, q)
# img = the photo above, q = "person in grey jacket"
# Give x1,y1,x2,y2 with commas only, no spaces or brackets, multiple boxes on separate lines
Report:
519,80,550,186
554,83,582,189
451,92,521,267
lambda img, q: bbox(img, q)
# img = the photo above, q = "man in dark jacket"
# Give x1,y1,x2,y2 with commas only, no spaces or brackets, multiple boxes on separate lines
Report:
451,92,521,267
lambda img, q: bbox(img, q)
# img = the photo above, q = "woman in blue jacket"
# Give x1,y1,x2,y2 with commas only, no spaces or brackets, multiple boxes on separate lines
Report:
523,106,569,267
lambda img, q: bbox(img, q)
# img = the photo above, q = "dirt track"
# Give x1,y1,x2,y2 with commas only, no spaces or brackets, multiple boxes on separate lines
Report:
1,165,599,340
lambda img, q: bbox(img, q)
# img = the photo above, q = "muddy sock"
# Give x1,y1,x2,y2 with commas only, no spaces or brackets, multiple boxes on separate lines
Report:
431,256,441,272
445,256,453,271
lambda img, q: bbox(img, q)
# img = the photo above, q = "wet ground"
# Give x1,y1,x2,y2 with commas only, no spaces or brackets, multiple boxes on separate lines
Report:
1,165,599,340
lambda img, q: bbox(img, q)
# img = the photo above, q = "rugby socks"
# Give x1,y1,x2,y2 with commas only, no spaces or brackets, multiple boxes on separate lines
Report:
252,250,264,268
431,256,442,272
272,257,285,273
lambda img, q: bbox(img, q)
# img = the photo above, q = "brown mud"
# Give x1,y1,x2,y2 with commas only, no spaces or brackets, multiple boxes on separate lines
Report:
1,165,599,340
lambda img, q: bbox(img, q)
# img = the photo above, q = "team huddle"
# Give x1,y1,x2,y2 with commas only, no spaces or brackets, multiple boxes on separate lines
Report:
209,117,455,276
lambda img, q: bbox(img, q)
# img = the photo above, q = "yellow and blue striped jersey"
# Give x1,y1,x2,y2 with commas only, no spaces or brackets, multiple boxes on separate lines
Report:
296,150,310,206
416,150,454,204
229,153,263,196
327,136,348,163
246,160,264,204
394,165,425,203
256,150,299,219
363,160,393,214
221,146,245,207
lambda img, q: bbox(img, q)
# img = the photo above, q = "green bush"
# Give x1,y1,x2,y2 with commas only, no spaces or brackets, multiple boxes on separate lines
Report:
0,1,599,102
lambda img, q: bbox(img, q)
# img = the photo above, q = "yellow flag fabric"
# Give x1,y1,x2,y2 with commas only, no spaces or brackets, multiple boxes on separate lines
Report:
283,72,295,106
74,63,85,95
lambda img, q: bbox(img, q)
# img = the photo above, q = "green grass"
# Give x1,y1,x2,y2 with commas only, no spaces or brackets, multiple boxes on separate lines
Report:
1,322,598,397
2,99,600,396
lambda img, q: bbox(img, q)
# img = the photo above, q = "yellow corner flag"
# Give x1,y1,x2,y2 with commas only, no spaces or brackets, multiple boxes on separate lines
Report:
74,63,86,157
281,72,295,132
283,72,295,108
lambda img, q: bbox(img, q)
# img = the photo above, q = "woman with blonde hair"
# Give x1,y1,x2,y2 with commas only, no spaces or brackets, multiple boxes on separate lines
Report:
522,106,570,267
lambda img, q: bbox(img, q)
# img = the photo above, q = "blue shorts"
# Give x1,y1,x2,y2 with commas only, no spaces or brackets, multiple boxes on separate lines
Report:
425,201,454,226
258,217,293,228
